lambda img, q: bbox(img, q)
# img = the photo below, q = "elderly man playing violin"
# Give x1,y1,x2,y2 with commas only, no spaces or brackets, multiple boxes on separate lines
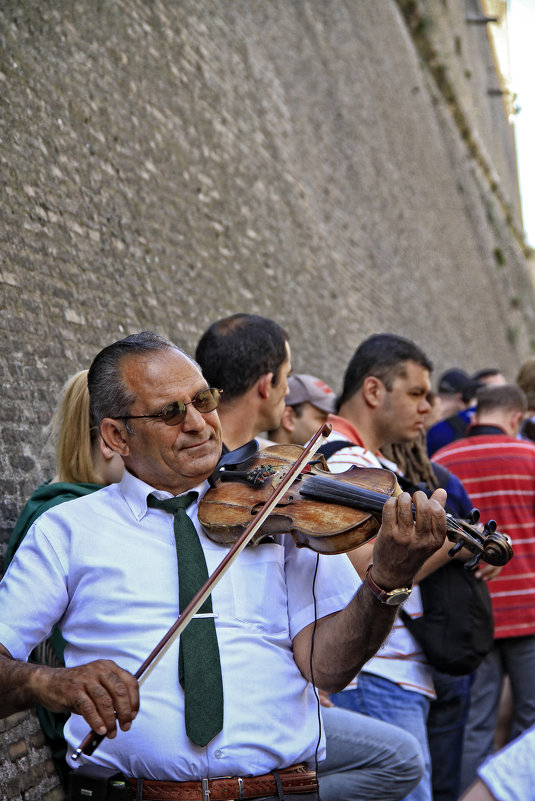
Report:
0,331,447,801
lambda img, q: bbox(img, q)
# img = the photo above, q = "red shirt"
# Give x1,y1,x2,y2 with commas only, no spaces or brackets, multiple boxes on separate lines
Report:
434,428,535,638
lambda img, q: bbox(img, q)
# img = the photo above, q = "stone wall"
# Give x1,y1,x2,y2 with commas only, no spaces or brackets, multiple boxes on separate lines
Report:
0,711,63,801
0,1,532,797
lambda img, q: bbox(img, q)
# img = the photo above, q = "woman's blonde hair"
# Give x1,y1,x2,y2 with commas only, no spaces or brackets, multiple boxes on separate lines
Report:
49,370,101,484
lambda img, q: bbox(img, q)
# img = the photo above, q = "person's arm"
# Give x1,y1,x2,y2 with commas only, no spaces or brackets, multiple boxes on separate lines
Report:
459,779,498,801
0,644,139,739
292,489,446,690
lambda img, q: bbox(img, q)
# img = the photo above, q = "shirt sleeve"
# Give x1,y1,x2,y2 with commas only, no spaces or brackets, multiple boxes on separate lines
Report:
0,518,69,660
284,537,361,641
477,726,535,801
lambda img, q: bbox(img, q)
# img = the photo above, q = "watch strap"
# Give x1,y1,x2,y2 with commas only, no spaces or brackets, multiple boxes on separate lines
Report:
365,563,412,605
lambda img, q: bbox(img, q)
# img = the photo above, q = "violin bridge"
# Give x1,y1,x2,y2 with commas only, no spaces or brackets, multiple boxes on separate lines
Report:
270,466,291,488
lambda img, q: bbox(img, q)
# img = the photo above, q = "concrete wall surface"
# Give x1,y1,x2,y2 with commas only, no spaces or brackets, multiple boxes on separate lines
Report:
0,1,533,796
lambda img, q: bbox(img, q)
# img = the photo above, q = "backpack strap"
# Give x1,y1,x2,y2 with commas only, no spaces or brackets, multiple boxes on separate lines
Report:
445,413,469,439
316,440,356,460
399,607,417,630
394,473,430,497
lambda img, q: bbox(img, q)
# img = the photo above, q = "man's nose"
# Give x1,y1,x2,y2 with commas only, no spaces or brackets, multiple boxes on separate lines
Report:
419,397,432,414
181,403,207,431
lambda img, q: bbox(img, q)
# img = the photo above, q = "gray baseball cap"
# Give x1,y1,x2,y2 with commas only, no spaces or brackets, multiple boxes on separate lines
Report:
286,374,336,413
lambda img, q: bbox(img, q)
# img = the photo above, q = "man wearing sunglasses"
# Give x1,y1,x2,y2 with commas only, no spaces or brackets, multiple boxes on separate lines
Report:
0,330,447,801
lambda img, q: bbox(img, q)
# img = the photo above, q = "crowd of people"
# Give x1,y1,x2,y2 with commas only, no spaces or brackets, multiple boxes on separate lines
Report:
1,315,535,801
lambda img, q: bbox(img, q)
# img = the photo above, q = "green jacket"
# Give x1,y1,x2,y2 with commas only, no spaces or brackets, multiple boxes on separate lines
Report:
4,480,102,787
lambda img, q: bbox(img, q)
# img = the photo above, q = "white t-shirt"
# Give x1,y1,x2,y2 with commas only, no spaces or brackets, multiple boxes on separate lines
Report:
0,468,359,779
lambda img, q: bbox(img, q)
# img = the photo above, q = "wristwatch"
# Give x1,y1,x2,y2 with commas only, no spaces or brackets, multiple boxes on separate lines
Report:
365,564,412,606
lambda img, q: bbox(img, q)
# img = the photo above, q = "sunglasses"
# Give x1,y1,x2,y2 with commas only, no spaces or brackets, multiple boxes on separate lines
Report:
116,387,222,427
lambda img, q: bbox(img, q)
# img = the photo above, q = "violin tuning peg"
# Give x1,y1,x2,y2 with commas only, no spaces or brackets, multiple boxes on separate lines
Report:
467,508,480,525
448,542,463,558
484,519,497,534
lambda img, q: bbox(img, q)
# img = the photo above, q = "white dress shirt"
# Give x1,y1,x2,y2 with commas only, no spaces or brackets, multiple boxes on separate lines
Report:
0,468,358,779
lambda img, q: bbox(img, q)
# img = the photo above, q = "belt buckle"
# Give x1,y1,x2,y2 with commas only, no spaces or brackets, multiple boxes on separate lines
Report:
202,775,241,801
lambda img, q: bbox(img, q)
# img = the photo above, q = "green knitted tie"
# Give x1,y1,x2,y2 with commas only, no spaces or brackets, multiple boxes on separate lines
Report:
147,491,223,746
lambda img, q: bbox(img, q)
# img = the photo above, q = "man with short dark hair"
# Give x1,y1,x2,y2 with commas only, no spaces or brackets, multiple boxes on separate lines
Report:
196,314,291,450
324,333,461,801
0,331,446,800
433,384,535,792
197,323,428,801
471,368,506,387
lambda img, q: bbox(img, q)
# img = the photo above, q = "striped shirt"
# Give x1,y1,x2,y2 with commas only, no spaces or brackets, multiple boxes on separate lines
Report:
433,427,535,639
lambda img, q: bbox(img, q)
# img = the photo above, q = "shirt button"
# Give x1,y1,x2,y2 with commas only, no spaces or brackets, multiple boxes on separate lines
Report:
214,749,223,759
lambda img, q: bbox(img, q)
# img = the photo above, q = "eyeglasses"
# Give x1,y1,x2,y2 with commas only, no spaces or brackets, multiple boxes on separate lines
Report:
116,387,222,427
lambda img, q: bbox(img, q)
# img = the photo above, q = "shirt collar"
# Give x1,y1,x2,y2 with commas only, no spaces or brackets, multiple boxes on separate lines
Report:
119,469,210,522
326,413,395,470
467,423,507,437
327,413,368,448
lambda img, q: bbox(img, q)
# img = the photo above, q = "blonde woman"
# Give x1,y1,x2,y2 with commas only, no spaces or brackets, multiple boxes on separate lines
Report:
5,370,122,565
3,369,123,785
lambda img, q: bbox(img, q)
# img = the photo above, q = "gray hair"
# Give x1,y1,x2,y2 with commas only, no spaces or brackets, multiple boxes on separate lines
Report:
87,331,192,431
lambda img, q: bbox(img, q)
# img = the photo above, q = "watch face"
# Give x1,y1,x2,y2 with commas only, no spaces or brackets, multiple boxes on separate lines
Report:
385,590,411,606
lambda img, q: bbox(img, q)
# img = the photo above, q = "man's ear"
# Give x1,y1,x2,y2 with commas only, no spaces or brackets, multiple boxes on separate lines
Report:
361,376,384,408
257,373,274,400
510,410,525,437
100,418,131,456
280,405,296,433
98,435,119,461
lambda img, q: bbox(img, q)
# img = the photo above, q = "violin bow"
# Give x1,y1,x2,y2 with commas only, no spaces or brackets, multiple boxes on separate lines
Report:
72,422,332,760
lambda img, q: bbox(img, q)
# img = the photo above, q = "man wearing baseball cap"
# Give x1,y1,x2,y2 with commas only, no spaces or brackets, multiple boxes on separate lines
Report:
268,373,337,446
427,368,506,456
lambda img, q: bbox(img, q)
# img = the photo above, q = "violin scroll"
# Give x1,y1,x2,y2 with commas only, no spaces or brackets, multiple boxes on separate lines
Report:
445,512,513,568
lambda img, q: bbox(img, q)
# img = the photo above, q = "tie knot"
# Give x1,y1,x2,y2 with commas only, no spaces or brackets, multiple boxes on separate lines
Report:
147,491,198,515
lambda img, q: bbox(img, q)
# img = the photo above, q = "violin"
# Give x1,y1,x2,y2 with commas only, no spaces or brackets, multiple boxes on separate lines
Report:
199,441,513,568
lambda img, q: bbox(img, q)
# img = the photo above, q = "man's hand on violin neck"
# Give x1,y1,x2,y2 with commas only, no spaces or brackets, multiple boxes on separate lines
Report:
372,489,447,589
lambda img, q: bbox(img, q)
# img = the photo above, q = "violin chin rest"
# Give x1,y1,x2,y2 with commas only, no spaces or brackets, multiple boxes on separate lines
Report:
217,440,260,469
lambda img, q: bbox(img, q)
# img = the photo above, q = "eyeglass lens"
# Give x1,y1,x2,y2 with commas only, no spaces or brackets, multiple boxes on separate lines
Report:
160,387,221,425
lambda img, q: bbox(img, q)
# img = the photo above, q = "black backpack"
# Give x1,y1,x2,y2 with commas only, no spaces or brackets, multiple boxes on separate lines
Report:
399,559,494,675
318,440,495,676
